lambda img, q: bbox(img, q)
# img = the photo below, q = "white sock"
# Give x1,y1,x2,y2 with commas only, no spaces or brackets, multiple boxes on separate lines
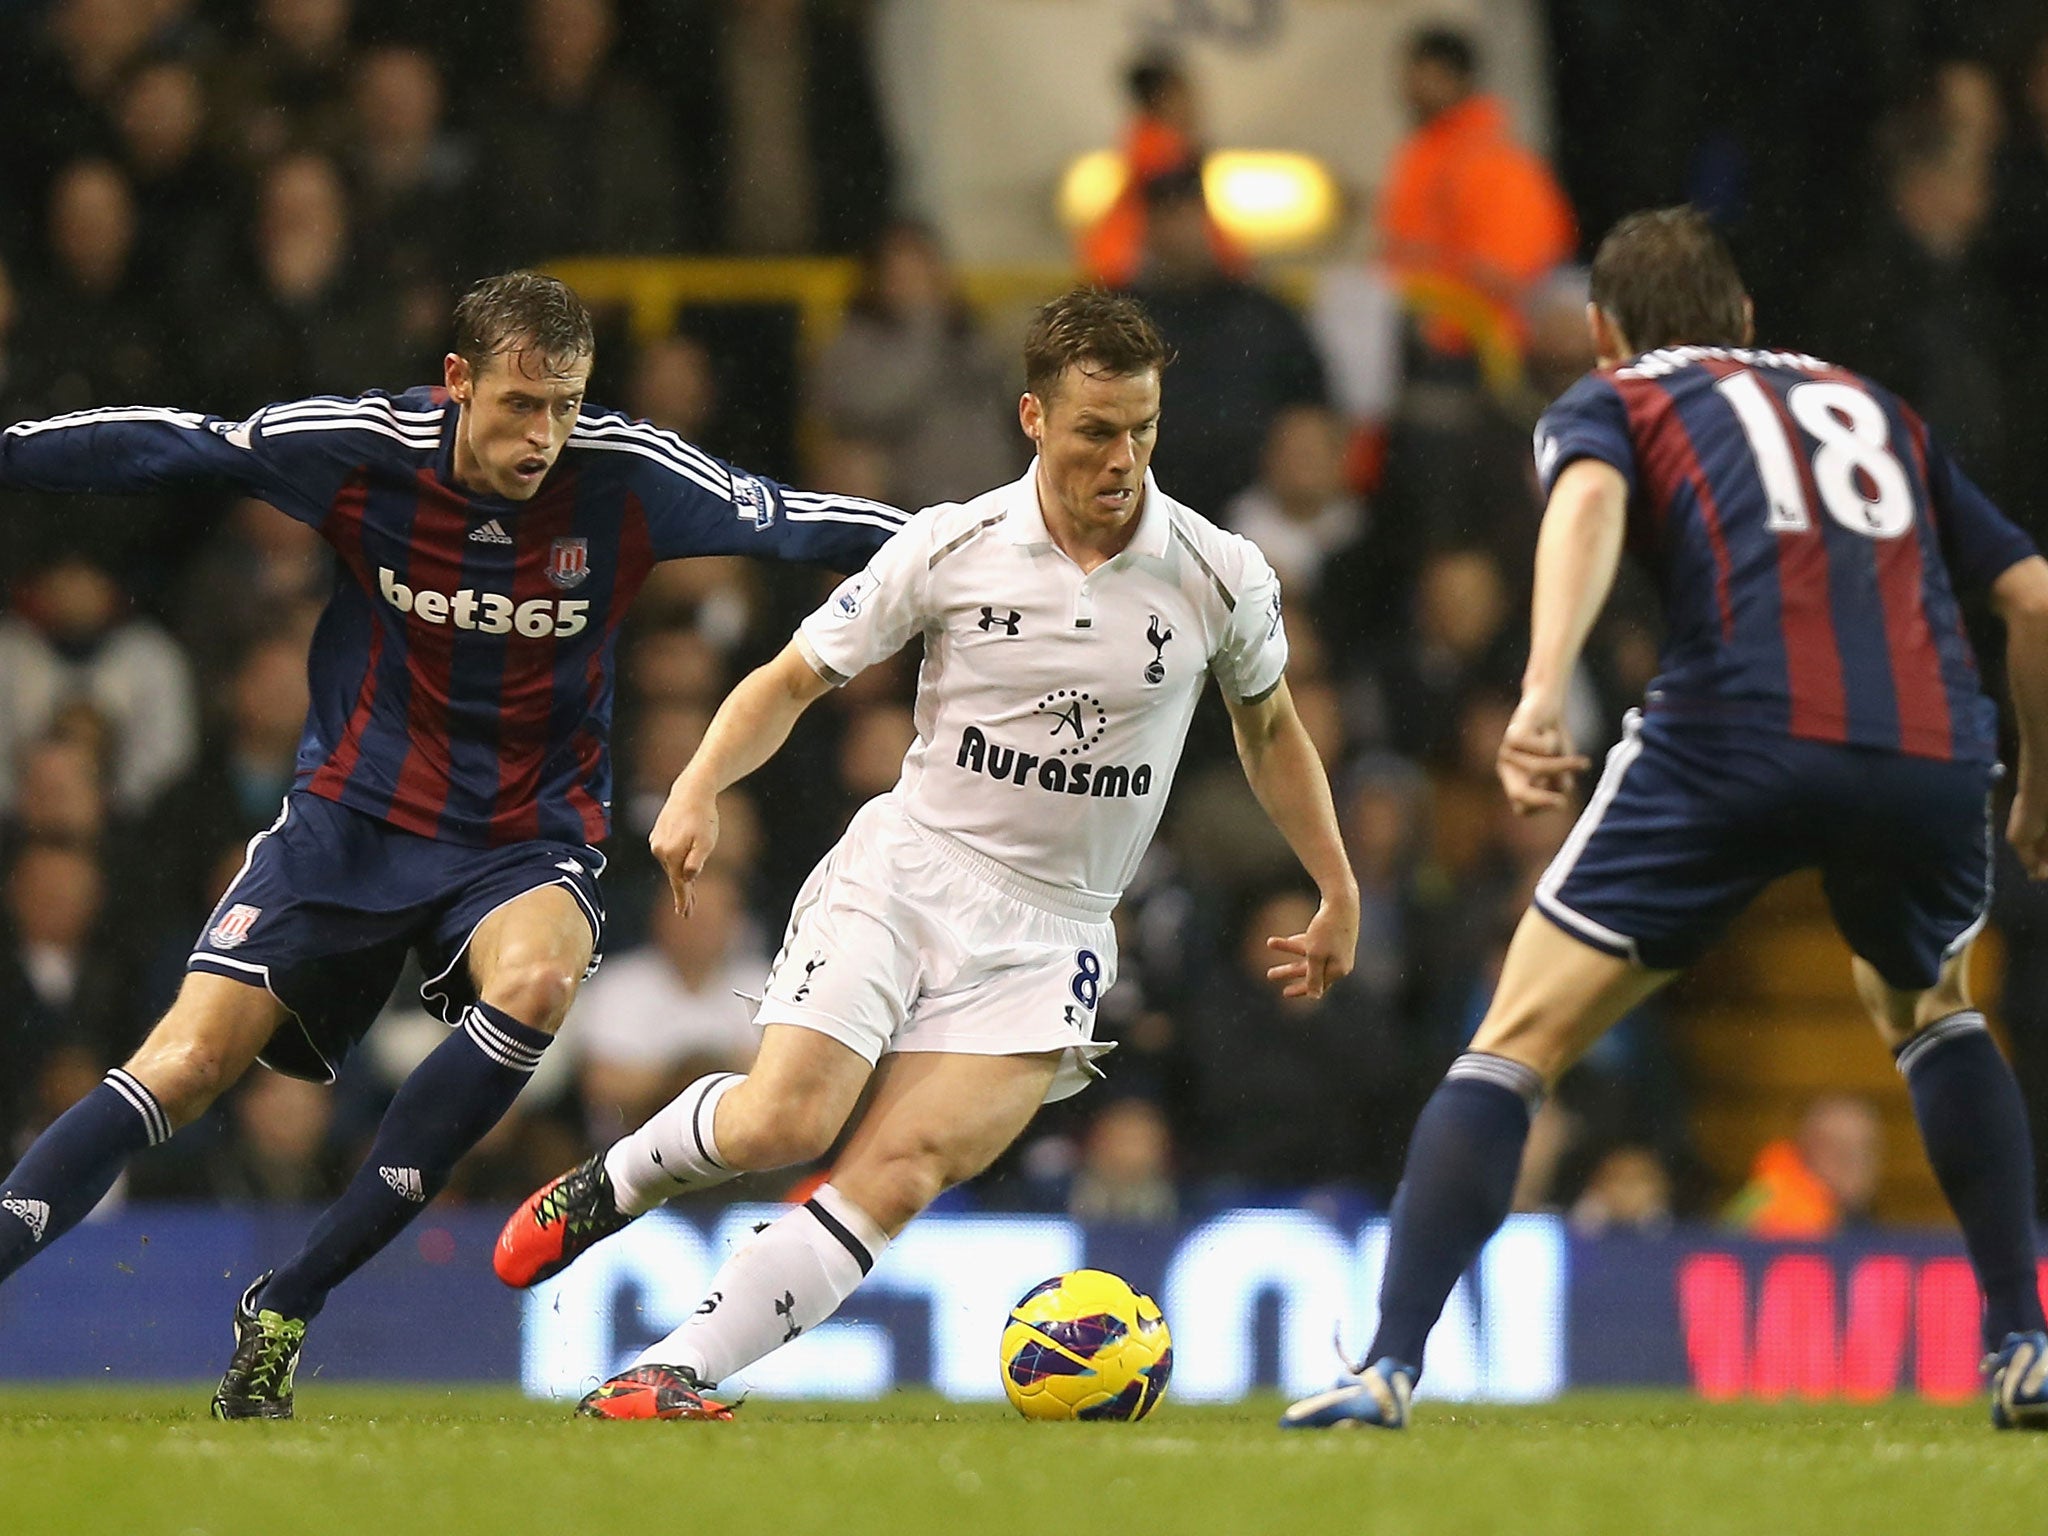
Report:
604,1072,744,1216
634,1183,890,1386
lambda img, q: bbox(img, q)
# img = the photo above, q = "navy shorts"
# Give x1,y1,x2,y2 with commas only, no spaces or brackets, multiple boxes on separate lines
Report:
1536,710,1996,988
188,791,606,1082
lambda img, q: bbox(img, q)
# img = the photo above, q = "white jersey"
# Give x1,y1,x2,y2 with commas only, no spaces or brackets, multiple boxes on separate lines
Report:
797,463,1288,910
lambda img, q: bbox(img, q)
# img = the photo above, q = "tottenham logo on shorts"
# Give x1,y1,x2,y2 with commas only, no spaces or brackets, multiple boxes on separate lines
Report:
210,903,262,950
1144,614,1174,684
546,537,591,590
978,606,1021,635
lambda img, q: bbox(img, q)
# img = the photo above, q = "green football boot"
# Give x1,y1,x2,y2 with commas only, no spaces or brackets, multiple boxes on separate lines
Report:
210,1273,308,1421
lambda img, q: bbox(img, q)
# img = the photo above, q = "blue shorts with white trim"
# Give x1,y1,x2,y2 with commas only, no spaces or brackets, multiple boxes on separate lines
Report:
187,791,605,1082
1536,710,1996,988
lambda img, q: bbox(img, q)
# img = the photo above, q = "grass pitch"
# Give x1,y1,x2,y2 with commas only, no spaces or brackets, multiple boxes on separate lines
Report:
3,1386,2037,1536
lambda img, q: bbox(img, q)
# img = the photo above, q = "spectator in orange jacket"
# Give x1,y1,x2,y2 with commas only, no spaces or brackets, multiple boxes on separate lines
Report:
1376,28,1576,360
1080,54,1248,288
1723,1095,1884,1237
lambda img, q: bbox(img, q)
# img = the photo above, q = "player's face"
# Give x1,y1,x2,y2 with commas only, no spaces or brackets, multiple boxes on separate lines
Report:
445,345,592,501
1022,364,1162,541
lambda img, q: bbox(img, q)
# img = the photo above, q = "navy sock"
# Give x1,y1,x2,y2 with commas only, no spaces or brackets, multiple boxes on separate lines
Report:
0,1070,170,1283
261,1003,550,1321
1896,1012,2046,1347
1367,1054,1542,1372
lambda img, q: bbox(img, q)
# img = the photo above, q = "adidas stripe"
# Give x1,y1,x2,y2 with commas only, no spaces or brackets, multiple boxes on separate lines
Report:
105,1068,172,1146
463,1007,546,1073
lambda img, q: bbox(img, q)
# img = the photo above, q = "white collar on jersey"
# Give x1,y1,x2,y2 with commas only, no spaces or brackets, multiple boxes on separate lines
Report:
1004,461,1173,561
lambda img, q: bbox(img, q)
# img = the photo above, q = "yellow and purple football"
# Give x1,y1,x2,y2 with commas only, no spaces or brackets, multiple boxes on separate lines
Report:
998,1268,1172,1421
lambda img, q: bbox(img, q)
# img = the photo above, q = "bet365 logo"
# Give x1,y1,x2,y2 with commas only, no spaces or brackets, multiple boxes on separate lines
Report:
378,567,590,637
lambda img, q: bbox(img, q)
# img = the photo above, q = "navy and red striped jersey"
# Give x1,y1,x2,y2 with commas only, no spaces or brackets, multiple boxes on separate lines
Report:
1536,346,2038,762
1,388,906,845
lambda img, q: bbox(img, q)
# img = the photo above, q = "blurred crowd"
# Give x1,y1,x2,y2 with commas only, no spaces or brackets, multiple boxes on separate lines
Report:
2,0,2047,1231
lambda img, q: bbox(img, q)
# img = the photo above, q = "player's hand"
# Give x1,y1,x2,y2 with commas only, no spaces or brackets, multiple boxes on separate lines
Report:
1497,694,1590,816
2008,783,2048,880
649,778,719,916
1265,892,1359,1001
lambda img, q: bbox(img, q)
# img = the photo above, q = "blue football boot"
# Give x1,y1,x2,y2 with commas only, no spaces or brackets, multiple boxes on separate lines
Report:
1987,1331,2048,1430
1278,1357,1417,1430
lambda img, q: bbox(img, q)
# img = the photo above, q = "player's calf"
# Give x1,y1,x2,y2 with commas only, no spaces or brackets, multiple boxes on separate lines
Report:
497,1072,756,1289
0,1068,174,1286
585,1184,892,1401
829,1142,954,1236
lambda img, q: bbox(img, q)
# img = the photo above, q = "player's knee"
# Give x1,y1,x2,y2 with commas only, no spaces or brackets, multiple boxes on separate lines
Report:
480,957,580,1033
1467,1005,1573,1081
126,1038,239,1126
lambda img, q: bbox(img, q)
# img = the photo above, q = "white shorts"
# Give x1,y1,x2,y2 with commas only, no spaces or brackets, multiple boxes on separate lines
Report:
755,796,1117,1101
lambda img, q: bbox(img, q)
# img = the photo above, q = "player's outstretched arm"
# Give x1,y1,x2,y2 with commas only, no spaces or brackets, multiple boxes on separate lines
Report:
1993,555,2048,879
1502,458,1624,814
581,406,908,573
1,405,281,498
651,638,836,913
1222,680,1359,1000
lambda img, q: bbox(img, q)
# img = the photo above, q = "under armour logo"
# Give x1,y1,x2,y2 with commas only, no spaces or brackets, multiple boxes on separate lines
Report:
1064,1004,1081,1028
979,606,1021,635
775,1289,802,1343
1144,614,1173,684
793,953,826,1002
696,1290,722,1317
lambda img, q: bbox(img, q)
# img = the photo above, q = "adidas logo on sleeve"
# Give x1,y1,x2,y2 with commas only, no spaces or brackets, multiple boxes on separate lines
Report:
379,1167,427,1202
3,1196,50,1242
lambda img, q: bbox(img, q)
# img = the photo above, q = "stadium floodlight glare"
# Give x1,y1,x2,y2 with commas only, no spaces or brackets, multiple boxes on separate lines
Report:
1056,149,1341,256
1202,151,1340,253
1056,149,1129,232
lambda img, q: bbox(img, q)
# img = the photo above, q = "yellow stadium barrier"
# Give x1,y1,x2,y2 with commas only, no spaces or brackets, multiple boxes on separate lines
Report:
543,256,1522,393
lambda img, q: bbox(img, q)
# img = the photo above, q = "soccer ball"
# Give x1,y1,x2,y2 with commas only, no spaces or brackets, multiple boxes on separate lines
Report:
999,1268,1173,1421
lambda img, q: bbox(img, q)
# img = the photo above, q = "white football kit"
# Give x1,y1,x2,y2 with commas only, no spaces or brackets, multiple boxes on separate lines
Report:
755,463,1289,1097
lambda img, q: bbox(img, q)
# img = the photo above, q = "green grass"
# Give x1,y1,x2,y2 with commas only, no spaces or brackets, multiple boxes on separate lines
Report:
2,1387,2038,1536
